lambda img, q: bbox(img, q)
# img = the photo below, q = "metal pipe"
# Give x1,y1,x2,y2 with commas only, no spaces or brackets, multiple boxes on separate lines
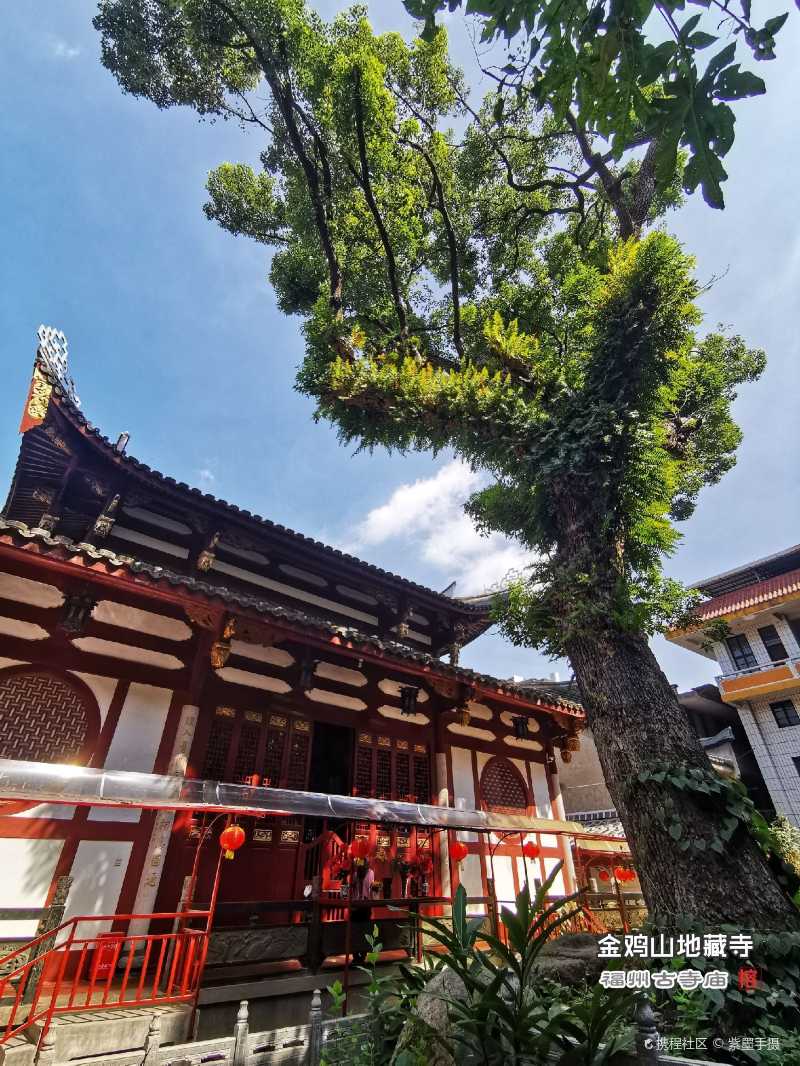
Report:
0,759,583,836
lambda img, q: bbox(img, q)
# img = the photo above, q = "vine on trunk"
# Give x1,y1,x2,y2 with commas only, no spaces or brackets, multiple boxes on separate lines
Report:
636,763,800,905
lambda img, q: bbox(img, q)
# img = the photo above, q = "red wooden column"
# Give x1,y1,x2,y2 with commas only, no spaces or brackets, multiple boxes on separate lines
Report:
545,739,578,895
433,699,453,904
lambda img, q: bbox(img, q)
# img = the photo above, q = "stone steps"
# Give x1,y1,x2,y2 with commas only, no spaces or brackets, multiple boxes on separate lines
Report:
19,1003,191,1063
1,1032,37,1066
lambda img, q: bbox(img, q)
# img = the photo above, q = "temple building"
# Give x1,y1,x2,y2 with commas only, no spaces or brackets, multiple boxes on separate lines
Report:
0,328,587,1002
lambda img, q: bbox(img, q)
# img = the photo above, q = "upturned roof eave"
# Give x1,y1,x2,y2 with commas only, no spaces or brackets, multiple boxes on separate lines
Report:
21,360,493,632
0,516,584,721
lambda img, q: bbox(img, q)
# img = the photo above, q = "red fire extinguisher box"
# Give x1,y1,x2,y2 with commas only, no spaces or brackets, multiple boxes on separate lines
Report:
91,933,124,981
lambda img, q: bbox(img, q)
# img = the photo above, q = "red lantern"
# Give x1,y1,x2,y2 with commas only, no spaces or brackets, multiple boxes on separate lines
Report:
351,838,370,860
219,824,245,860
598,869,610,882
450,840,469,863
625,869,637,883
522,842,540,860
613,866,627,882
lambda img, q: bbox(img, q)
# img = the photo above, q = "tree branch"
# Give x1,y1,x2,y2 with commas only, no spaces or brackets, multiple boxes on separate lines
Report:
352,72,408,337
565,111,636,240
209,0,344,315
400,137,463,357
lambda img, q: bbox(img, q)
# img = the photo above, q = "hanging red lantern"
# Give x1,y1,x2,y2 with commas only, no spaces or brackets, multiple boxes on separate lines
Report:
351,838,370,860
613,866,627,882
598,869,610,882
450,840,469,863
219,824,246,860
625,869,637,883
522,842,540,860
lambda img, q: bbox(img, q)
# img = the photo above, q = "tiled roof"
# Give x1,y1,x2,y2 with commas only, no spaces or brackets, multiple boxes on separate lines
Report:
31,360,491,616
0,517,584,718
695,543,800,597
508,677,581,705
693,566,800,623
579,820,626,839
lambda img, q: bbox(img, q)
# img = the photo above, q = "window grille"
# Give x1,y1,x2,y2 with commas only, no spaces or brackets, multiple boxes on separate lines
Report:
262,718,287,787
0,669,94,764
770,700,800,729
480,756,528,813
286,723,311,790
395,752,411,801
232,720,261,783
726,634,758,671
413,753,431,804
758,625,788,663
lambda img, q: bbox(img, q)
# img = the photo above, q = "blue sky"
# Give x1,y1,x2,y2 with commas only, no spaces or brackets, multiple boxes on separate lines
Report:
1,2,798,690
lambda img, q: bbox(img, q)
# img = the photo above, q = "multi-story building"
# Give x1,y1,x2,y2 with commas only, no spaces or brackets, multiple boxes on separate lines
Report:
668,545,800,825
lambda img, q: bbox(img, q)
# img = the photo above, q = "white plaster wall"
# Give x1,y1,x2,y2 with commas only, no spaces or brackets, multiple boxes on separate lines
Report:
100,683,172,773
530,760,552,818
516,856,543,893
70,673,119,728
128,704,200,934
0,657,25,670
90,683,172,823
458,853,485,916
60,840,133,939
451,747,478,841
542,856,566,895
0,838,64,937
492,855,517,908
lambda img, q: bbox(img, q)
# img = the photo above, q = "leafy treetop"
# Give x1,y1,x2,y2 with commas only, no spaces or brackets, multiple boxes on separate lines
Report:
94,0,765,654
404,0,789,210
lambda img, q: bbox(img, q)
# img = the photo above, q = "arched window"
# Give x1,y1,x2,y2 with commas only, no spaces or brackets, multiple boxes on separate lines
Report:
480,756,529,814
0,667,99,766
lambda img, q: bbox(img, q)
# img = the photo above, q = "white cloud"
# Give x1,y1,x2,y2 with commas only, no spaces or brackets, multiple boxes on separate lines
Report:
349,460,532,596
48,38,80,60
198,467,216,488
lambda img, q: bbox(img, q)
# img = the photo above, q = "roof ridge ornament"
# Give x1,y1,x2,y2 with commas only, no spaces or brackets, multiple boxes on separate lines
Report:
36,325,81,408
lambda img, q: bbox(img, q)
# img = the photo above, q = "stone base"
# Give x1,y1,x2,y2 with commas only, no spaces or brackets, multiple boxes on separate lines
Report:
24,1004,190,1062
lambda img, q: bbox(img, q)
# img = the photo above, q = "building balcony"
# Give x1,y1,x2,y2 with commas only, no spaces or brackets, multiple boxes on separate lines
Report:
717,657,800,703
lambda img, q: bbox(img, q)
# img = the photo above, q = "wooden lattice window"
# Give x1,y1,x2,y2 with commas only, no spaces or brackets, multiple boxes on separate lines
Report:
200,706,312,790
352,734,429,801
262,715,288,787
232,714,261,782
376,748,392,800
480,756,529,813
202,707,236,780
413,750,431,804
0,667,98,765
354,735,374,796
286,720,311,790
395,753,411,802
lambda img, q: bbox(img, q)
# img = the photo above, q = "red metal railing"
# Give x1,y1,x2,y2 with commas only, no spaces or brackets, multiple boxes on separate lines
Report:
0,909,210,1048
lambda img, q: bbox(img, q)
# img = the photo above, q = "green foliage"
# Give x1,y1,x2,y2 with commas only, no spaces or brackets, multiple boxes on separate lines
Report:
93,0,767,659
322,927,431,1065
420,866,635,1064
771,816,800,878
403,0,787,209
636,762,800,902
649,926,800,1064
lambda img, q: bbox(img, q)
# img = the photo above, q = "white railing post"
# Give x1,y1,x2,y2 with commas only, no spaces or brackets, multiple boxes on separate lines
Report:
142,1013,161,1065
232,999,249,1066
634,997,660,1064
307,988,323,1066
34,1019,58,1066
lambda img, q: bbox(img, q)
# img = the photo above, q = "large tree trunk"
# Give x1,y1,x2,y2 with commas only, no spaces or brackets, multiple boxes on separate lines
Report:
566,628,800,930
